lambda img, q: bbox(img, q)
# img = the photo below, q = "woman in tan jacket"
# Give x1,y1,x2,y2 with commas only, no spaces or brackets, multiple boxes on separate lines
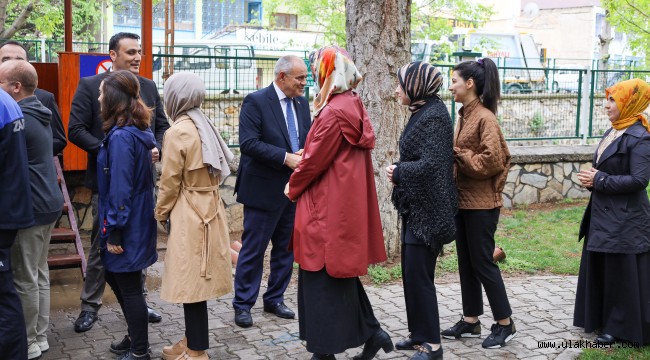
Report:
442,58,516,349
155,73,234,360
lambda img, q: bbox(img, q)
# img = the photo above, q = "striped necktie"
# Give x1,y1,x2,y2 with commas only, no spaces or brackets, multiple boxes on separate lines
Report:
285,98,299,152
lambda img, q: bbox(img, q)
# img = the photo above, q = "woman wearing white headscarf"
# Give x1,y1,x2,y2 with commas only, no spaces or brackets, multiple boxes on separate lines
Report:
285,46,392,360
155,73,234,360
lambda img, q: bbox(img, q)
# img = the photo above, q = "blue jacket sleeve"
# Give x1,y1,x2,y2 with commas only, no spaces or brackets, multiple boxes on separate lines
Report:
104,133,136,244
238,95,287,168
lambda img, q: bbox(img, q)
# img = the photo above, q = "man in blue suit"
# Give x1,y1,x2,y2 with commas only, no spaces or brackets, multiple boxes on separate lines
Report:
233,55,312,327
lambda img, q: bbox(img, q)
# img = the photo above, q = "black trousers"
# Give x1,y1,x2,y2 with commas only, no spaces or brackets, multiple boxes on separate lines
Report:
401,219,441,344
455,209,512,320
0,229,27,360
184,301,208,350
105,270,149,355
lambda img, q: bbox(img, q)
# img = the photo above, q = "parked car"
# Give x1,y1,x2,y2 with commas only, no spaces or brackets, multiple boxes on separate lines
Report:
551,65,586,93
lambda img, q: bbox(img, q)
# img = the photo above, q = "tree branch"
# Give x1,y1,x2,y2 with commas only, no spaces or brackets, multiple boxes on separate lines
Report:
0,1,36,39
624,0,650,20
612,6,650,36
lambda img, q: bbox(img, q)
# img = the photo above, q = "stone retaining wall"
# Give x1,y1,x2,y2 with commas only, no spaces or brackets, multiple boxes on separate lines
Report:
503,145,595,207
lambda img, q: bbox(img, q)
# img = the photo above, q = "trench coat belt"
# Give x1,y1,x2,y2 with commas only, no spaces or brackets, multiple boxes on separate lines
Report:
181,184,220,279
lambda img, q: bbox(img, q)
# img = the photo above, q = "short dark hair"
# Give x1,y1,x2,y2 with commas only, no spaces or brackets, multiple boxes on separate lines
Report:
101,70,152,133
0,41,29,61
108,32,140,52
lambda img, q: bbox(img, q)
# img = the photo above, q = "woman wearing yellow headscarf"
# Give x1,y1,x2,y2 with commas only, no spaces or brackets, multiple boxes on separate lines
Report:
574,78,650,346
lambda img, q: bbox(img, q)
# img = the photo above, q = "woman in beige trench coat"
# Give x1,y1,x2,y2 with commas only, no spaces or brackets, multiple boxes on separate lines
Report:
155,73,234,360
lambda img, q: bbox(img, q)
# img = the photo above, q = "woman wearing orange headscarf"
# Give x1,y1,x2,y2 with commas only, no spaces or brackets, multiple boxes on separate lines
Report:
285,46,392,360
574,78,650,345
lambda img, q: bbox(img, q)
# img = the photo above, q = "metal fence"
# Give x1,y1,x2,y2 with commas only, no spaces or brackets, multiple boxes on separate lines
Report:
5,38,648,145
588,69,650,137
145,56,650,146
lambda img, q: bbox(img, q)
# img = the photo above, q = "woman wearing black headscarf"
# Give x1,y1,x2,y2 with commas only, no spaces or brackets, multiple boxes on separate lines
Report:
386,61,457,360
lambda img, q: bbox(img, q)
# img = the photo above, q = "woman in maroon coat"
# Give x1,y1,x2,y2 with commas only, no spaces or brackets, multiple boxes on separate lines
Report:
285,46,391,360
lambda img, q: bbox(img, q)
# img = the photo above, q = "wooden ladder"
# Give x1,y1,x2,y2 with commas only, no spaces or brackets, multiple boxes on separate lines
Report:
48,156,87,278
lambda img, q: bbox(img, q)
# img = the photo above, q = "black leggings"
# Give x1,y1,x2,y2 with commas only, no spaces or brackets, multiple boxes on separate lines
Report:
105,270,149,355
455,209,512,320
184,301,209,350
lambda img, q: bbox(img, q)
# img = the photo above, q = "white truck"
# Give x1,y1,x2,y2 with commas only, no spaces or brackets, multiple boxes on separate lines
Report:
412,31,546,93
464,31,546,93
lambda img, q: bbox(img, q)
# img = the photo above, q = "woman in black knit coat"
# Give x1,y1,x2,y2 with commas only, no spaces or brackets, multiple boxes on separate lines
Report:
386,61,458,360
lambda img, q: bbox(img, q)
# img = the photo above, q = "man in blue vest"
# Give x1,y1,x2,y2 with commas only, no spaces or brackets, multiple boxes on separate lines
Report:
0,87,34,360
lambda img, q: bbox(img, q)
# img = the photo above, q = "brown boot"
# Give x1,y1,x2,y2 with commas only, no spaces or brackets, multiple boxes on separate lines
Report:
174,349,208,360
162,337,187,360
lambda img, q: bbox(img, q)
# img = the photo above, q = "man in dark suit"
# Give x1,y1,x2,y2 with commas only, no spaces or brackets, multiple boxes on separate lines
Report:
0,41,67,155
233,55,312,327
67,32,169,335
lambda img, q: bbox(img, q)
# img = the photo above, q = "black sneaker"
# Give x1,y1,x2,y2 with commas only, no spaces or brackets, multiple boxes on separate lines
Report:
441,316,481,339
482,320,517,349
110,335,131,355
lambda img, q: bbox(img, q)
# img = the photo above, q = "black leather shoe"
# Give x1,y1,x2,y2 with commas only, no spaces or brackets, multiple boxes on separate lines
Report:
396,336,422,350
235,309,253,328
310,354,336,360
263,301,295,319
116,350,151,360
409,344,442,360
110,335,131,355
74,311,98,333
147,307,162,323
595,333,616,344
352,327,394,360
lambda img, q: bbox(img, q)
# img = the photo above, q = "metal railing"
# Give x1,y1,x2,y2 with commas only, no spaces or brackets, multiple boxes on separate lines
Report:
5,38,648,146
156,59,605,146
588,69,650,137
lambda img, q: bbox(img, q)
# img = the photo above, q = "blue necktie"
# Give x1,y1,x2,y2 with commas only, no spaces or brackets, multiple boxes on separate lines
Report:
285,98,300,153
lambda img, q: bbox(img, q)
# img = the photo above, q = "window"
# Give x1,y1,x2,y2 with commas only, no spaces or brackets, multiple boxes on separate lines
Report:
116,0,195,30
273,13,297,29
114,0,142,26
202,0,245,35
248,2,262,23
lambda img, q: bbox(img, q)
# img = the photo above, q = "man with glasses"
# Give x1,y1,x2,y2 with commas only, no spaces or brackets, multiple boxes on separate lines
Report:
233,55,311,327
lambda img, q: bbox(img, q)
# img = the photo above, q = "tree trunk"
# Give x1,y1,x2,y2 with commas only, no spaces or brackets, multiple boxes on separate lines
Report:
346,0,411,260
598,11,612,89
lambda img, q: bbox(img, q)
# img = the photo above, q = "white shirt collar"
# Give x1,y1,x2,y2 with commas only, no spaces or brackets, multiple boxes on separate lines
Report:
273,81,289,102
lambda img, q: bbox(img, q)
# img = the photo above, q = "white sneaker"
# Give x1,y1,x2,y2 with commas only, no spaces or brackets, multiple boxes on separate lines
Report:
37,338,49,352
28,342,42,360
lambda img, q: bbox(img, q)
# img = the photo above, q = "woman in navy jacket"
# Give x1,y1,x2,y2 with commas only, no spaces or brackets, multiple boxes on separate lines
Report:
97,70,158,360
574,78,650,346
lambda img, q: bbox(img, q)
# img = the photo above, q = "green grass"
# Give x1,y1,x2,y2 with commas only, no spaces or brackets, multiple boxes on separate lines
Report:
368,264,402,285
438,200,586,275
580,346,650,359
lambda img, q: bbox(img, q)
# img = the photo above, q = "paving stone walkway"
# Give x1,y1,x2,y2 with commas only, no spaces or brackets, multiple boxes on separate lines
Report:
41,275,600,359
